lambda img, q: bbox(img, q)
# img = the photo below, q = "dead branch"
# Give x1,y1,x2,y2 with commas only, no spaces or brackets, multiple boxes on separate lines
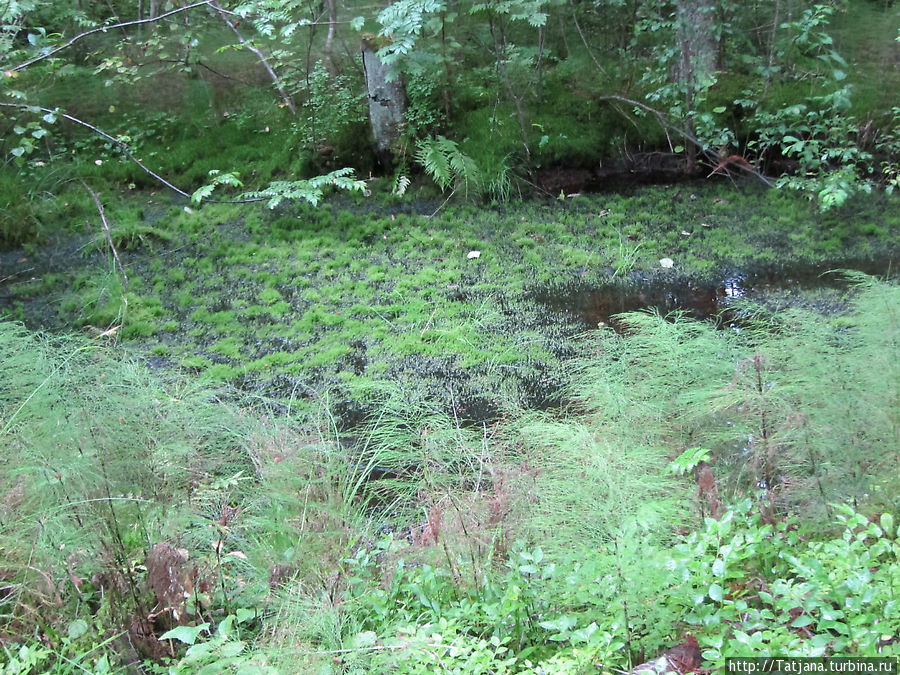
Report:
82,182,129,292
9,1,215,73
595,95,775,188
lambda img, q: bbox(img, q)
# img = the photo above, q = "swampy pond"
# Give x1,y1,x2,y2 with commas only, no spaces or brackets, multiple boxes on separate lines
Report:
1,182,897,423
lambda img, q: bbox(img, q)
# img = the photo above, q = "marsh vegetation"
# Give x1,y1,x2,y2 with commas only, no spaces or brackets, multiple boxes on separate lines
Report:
2,0,900,672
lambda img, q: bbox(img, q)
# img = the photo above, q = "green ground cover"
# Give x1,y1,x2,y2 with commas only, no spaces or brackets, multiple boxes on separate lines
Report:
1,272,897,673
2,1,899,670
2,183,897,422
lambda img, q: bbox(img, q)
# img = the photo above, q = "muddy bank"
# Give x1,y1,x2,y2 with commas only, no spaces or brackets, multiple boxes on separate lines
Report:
530,257,897,330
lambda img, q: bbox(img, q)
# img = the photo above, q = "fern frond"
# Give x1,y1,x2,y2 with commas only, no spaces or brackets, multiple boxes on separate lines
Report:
448,146,481,198
415,136,453,191
393,174,411,196
241,169,367,208
415,136,482,198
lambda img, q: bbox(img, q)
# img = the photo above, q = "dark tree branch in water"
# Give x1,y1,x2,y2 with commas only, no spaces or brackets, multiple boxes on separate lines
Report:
595,95,775,187
9,0,215,72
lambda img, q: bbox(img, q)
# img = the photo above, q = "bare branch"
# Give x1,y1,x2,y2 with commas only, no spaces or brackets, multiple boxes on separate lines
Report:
0,103,193,197
595,94,775,187
82,181,129,291
9,0,214,72
0,103,268,203
208,0,297,115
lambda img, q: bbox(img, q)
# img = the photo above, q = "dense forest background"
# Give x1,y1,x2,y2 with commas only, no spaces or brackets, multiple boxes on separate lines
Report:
1,1,899,673
1,0,899,228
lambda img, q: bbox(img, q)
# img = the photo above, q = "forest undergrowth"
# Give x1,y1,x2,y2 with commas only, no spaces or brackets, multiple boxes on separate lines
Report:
1,275,898,673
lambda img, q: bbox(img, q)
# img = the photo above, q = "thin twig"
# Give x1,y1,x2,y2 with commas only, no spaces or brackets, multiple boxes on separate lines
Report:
428,187,456,218
209,0,297,114
571,6,606,75
0,103,267,203
10,1,215,72
0,102,191,197
82,182,129,292
0,267,35,284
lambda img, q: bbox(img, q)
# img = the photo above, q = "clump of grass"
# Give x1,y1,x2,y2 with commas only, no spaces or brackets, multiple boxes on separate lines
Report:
0,321,256,646
545,274,899,523
0,321,391,667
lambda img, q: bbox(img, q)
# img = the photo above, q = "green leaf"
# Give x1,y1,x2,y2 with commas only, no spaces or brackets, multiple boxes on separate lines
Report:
712,106,727,114
218,614,236,639
10,147,25,157
67,619,89,640
350,16,365,30
186,641,214,659
709,583,724,602
880,513,894,538
539,615,577,633
159,623,210,645
191,184,216,204
42,113,57,124
235,607,256,624
791,614,814,628
217,640,246,658
352,631,378,648
712,558,725,578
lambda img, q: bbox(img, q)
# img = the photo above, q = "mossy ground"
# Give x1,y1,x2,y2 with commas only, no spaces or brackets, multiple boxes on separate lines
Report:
1,181,896,423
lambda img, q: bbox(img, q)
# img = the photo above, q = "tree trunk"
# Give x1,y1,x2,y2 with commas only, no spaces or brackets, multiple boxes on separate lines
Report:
675,0,717,171
324,0,338,73
361,37,406,166
149,0,166,20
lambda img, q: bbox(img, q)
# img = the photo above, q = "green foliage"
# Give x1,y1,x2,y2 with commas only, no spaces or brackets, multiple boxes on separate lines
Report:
562,276,899,518
0,320,259,646
160,612,276,674
666,501,900,660
297,60,367,149
240,168,368,208
191,170,244,204
0,639,115,674
1,276,899,670
415,135,482,198
376,0,449,65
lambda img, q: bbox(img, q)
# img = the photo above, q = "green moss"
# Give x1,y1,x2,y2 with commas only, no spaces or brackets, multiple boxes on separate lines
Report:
201,363,241,381
121,320,157,338
209,337,244,359
259,287,283,305
181,355,212,370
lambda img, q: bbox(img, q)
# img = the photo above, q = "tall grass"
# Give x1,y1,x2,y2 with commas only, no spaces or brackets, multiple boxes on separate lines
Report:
539,274,899,527
0,323,257,644
1,275,897,671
